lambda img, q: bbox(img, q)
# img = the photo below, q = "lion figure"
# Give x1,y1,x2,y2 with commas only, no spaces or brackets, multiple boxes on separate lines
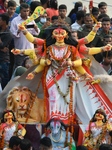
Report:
6,86,44,124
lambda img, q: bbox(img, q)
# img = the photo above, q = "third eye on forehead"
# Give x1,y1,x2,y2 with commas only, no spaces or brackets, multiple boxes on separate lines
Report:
53,29,66,34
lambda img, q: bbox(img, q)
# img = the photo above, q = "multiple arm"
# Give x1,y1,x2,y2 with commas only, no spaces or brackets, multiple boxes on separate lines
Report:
79,22,102,45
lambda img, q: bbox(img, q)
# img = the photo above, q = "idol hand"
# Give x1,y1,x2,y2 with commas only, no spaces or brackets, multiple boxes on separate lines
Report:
26,73,34,80
11,49,21,55
102,44,111,52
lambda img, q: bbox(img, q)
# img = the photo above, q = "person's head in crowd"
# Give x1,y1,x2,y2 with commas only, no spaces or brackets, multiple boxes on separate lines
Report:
2,0,8,9
40,0,50,9
49,0,58,10
58,4,68,19
97,13,109,22
99,144,112,150
98,2,107,14
0,13,9,28
76,10,85,24
102,17,111,33
39,12,47,24
76,145,88,150
22,56,33,69
30,1,41,14
74,1,83,12
39,137,52,150
20,3,30,20
103,35,112,45
92,7,99,20
51,15,58,23
19,0,32,5
9,136,22,150
68,1,83,17
84,13,94,29
71,29,78,40
7,0,16,17
102,50,112,66
20,139,32,150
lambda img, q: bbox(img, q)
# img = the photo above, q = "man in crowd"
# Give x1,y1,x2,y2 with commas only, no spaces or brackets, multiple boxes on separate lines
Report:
77,13,103,47
6,0,18,28
39,137,52,150
0,13,13,89
10,3,40,69
58,4,71,25
98,2,108,14
71,10,85,31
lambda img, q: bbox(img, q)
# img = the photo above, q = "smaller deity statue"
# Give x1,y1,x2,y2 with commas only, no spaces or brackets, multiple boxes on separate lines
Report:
42,118,76,150
83,109,112,150
0,110,26,149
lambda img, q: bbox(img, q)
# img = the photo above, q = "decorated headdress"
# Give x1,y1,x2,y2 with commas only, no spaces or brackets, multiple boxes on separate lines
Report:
44,17,78,47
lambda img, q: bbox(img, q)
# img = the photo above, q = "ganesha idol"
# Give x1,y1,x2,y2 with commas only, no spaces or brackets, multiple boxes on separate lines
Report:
6,86,45,150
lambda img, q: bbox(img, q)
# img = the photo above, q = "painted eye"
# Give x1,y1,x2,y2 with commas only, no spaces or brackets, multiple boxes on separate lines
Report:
61,32,65,35
24,99,27,102
16,98,19,102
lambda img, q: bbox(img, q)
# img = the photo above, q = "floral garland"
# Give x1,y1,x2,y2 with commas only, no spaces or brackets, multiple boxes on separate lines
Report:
42,40,51,123
51,66,71,104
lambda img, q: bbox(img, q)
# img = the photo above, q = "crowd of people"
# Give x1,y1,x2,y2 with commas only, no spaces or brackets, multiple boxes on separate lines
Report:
0,0,112,150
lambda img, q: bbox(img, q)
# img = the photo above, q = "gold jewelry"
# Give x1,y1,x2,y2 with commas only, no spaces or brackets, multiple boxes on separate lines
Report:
50,131,62,143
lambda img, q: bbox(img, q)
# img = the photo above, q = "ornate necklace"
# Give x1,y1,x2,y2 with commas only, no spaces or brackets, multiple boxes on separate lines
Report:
51,66,71,104
50,45,70,61
50,131,62,143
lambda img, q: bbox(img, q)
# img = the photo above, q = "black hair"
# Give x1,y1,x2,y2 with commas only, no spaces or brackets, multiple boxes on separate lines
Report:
0,13,9,25
76,10,85,20
91,109,107,123
92,7,99,15
97,13,109,21
51,15,58,21
30,1,41,14
49,0,58,10
99,144,112,150
76,145,88,150
98,2,107,9
46,118,67,130
44,24,78,48
9,136,21,149
1,110,17,123
20,3,30,10
22,56,30,67
59,4,67,10
40,0,48,5
40,137,52,148
68,1,83,17
84,13,91,18
102,17,111,23
20,139,32,150
8,0,16,7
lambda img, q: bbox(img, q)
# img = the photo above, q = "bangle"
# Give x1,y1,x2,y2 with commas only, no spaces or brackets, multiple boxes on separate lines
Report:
21,50,24,54
101,47,104,52
32,71,37,75
22,30,28,35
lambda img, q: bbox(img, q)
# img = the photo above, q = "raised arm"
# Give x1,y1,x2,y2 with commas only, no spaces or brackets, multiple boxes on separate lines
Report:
18,25,44,45
11,49,39,65
78,22,102,45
